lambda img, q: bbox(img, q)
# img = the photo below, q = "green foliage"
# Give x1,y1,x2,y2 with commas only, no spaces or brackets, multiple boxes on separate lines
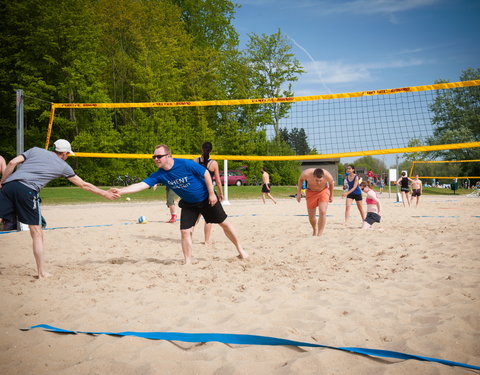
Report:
0,0,306,186
350,156,387,174
280,127,312,155
244,30,304,139
426,67,480,176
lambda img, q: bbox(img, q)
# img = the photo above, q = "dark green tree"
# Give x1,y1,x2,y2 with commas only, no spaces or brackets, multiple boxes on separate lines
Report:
280,127,311,155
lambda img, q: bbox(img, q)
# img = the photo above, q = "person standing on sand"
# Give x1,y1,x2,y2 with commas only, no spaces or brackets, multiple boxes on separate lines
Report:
342,165,365,224
396,171,411,207
0,140,118,279
261,167,277,204
296,168,334,236
193,142,224,244
410,174,423,208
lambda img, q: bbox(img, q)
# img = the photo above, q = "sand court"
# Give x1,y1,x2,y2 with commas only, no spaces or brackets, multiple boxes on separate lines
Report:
0,195,479,374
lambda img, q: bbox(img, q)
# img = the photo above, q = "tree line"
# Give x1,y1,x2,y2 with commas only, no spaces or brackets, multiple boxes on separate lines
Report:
0,0,306,185
0,0,477,185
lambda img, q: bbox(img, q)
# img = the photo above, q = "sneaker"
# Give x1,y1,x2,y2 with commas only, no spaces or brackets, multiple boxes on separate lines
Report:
167,214,177,223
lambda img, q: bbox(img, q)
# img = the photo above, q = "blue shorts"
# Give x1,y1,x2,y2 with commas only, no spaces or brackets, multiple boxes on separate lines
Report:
0,181,42,226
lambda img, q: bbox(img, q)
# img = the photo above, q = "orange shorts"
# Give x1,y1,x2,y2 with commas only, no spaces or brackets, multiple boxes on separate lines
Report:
306,188,330,209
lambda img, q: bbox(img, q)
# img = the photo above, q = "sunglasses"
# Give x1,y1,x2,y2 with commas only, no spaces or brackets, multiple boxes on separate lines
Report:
152,154,168,160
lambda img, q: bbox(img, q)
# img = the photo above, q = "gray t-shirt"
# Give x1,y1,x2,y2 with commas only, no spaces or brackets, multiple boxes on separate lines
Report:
6,147,75,192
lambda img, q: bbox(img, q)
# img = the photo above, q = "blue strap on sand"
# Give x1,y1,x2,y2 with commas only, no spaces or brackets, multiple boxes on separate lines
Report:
23,324,479,370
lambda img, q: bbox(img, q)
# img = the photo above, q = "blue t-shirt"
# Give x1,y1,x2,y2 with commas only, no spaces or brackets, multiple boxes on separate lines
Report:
143,158,208,204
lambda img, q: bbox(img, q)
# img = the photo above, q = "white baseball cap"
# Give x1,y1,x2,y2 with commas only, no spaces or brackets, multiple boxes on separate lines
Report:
53,139,75,155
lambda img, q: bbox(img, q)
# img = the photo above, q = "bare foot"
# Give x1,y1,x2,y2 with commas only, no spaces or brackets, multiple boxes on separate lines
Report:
238,250,249,259
37,271,53,279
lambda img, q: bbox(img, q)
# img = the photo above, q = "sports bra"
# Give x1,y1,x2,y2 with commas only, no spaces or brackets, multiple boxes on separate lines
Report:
366,191,378,205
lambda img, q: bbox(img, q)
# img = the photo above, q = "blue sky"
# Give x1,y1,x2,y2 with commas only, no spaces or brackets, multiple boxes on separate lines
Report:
232,0,479,167
232,0,480,96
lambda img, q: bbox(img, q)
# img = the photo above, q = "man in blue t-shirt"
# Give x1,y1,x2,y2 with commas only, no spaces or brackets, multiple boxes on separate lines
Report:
112,144,248,265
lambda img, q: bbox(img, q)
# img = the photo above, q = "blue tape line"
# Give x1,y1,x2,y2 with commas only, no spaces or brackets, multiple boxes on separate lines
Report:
23,324,479,370
411,216,459,218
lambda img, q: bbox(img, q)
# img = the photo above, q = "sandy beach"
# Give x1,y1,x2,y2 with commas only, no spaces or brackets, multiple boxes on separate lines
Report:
0,194,479,374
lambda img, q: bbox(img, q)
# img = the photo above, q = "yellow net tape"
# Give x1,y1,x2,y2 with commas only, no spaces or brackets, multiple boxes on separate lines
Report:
74,142,480,161
45,80,480,158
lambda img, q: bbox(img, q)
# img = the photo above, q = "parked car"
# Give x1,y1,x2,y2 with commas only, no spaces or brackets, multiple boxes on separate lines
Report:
213,170,247,186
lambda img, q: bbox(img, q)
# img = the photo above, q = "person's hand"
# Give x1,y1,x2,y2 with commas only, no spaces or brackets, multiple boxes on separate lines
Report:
104,189,120,200
107,188,121,199
329,196,333,203
295,193,301,203
341,192,347,198
208,192,218,206
218,193,224,202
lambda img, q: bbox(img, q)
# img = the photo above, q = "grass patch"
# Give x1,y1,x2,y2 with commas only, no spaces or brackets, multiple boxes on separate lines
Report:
39,185,470,205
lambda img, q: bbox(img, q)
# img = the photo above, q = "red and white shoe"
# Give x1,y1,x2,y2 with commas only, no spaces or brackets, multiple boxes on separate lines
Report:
167,214,177,223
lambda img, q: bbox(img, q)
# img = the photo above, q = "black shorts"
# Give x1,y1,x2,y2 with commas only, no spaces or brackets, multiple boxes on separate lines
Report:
261,183,270,193
411,189,421,197
0,181,42,225
401,188,410,192
346,193,363,201
178,196,227,230
364,212,381,225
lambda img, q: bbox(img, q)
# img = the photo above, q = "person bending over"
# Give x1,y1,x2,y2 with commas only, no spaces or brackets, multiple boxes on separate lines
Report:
296,168,334,236
112,144,248,264
0,140,118,278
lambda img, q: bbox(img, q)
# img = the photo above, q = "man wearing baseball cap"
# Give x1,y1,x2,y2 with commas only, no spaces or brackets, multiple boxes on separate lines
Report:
0,139,119,279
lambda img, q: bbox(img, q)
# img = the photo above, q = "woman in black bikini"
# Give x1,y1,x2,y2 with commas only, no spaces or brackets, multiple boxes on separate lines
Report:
396,171,412,207
194,142,223,244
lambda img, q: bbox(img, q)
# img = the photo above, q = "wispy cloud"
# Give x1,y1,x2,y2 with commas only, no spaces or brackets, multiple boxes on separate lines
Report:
300,58,427,85
320,0,441,15
239,0,441,16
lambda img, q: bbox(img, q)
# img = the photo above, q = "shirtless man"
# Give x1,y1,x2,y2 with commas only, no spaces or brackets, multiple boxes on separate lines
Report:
410,174,423,208
296,168,334,236
261,167,277,204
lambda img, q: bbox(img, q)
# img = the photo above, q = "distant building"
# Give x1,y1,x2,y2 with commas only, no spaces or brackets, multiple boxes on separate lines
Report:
300,158,340,185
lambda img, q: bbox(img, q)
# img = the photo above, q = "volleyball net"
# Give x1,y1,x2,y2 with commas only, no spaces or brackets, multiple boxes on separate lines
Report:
44,80,480,162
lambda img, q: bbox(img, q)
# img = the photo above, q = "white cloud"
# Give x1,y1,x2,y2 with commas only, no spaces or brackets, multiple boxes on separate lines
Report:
300,58,427,85
323,0,440,15
239,0,441,15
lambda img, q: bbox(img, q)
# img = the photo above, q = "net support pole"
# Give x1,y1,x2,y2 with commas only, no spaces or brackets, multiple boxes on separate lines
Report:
16,89,24,154
222,159,230,205
16,89,29,231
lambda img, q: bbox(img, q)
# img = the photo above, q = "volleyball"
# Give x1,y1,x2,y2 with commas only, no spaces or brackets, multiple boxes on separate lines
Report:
138,216,148,224
126,197,131,201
